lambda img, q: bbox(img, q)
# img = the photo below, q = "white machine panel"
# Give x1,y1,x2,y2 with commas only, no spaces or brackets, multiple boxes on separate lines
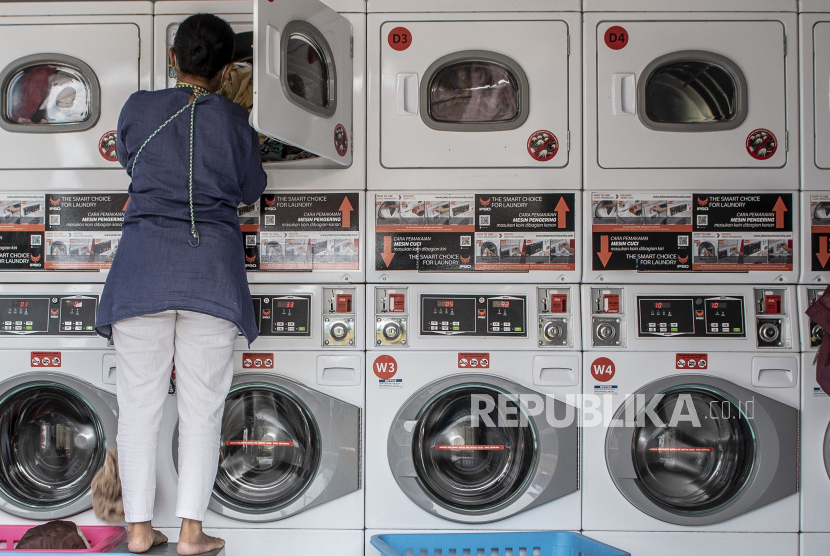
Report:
369,284,581,351
800,6,830,190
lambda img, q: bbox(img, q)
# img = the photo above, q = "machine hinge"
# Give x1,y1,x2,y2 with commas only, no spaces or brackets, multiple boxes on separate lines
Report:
350,36,354,58
785,130,788,152
783,34,787,57
567,130,570,152
567,34,570,56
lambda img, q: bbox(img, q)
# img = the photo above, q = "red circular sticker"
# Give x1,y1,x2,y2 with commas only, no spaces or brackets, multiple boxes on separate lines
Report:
334,124,348,157
746,128,777,160
527,130,558,161
373,355,398,379
99,130,118,162
591,357,616,382
604,26,629,50
388,27,412,51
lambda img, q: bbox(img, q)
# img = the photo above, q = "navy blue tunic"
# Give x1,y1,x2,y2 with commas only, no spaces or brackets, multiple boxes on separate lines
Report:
96,88,267,344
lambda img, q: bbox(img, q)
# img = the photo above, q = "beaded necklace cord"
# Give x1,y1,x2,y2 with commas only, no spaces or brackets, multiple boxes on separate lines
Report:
131,82,211,247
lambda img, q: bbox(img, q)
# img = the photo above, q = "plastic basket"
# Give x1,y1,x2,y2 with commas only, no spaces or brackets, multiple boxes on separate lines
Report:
370,532,630,556
0,525,126,553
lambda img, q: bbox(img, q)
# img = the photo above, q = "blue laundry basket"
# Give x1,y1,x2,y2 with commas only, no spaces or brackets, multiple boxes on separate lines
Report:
370,532,630,556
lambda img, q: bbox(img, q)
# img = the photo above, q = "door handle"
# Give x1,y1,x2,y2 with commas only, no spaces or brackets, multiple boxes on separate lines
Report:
265,25,280,78
612,73,636,116
396,73,418,116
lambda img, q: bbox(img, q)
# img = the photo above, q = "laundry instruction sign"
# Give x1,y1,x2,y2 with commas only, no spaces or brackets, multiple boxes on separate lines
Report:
374,193,576,272
590,192,794,273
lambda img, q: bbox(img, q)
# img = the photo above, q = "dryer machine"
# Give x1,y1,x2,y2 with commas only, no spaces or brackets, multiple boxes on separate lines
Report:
366,284,582,530
154,0,365,191
584,0,798,191
799,285,829,533
367,0,581,190
154,285,364,556
0,283,167,526
799,1,830,191
581,285,799,552
0,1,152,189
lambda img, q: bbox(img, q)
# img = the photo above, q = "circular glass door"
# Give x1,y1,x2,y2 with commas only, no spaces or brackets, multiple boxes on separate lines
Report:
411,385,536,513
213,384,320,512
0,382,105,509
632,387,755,514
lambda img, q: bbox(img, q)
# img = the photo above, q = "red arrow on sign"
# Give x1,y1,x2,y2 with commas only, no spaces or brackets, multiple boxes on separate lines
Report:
381,235,395,267
597,235,612,267
818,236,830,268
773,197,787,229
555,197,569,229
339,196,353,228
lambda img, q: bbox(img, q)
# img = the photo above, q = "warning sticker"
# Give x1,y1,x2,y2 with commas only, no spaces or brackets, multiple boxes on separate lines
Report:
527,130,558,161
376,193,575,273
31,351,61,368
458,352,490,369
809,193,830,272
99,130,118,162
746,129,777,160
591,192,794,273
334,124,348,157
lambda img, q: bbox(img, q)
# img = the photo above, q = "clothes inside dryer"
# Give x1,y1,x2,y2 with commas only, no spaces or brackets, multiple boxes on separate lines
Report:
213,384,320,512
631,386,755,513
411,385,535,512
427,58,520,124
0,382,105,509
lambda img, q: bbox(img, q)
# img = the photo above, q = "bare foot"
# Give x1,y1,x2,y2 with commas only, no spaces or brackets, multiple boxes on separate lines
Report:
127,522,168,554
177,518,225,555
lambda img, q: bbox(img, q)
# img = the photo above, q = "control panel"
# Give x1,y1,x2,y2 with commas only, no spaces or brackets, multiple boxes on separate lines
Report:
420,295,526,336
0,295,97,335
253,295,312,337
637,296,745,337
587,286,794,350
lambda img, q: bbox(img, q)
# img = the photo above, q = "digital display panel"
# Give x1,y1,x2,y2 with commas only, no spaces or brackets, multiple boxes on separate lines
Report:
491,300,510,308
437,300,454,308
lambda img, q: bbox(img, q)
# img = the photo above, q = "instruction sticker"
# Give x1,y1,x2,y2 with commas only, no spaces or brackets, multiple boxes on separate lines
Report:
809,193,830,272
591,192,794,273
375,193,575,273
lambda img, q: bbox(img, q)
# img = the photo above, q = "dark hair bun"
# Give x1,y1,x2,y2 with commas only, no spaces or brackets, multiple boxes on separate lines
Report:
174,13,235,80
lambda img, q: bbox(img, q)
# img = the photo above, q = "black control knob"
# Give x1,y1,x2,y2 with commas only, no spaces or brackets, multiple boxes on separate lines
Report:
543,322,563,342
758,322,780,343
596,323,616,341
330,322,348,341
382,322,401,341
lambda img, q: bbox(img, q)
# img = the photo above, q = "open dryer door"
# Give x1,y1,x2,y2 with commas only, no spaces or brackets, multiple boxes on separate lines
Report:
606,375,798,526
253,0,353,166
388,374,578,524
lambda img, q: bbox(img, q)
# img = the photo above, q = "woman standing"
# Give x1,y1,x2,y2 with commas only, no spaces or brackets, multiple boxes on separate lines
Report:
95,14,267,555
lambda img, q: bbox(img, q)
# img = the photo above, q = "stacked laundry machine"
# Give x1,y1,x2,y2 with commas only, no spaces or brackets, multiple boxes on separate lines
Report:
0,0,154,530
581,0,801,554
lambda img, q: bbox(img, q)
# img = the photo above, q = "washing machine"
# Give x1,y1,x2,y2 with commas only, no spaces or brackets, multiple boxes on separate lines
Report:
583,0,799,191
799,285,828,533
0,1,152,189
801,192,829,284
583,190,799,284
151,284,364,556
368,191,580,283
802,533,830,556
154,0,365,191
365,284,581,530
581,284,799,550
799,0,830,191
0,283,158,526
366,0,582,191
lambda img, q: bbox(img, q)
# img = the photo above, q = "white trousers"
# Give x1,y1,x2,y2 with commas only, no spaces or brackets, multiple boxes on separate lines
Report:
112,310,237,523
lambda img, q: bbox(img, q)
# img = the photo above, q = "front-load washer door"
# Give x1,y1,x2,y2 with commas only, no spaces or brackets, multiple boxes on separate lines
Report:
173,373,360,522
388,374,578,524
812,23,830,169
596,21,786,170
252,0,353,166
0,373,117,519
380,20,569,170
606,375,798,526
0,23,139,169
